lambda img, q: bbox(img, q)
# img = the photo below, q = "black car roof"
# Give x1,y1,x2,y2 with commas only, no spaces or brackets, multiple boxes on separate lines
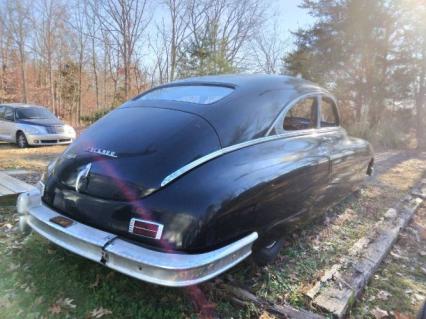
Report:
170,74,321,90
128,74,330,147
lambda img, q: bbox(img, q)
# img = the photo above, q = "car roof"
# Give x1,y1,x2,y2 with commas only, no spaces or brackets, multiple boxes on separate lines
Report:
130,74,333,147
170,73,322,90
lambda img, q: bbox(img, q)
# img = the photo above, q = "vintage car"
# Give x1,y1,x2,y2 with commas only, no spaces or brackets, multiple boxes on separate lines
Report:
17,74,374,287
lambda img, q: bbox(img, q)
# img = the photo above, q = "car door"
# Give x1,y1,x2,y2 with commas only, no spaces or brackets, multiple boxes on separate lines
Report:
257,95,331,230
2,107,16,142
318,95,364,206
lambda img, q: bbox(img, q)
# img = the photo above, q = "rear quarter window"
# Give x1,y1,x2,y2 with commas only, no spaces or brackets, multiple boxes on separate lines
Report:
138,85,234,105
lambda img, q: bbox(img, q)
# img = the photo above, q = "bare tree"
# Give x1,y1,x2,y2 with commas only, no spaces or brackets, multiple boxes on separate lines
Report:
94,0,151,99
162,0,191,81
4,0,31,103
251,24,288,74
33,0,66,114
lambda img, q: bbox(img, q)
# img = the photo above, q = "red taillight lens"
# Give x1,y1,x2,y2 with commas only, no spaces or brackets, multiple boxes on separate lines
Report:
129,218,164,240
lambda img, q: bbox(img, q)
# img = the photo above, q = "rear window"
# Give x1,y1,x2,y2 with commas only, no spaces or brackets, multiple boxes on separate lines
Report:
138,85,233,104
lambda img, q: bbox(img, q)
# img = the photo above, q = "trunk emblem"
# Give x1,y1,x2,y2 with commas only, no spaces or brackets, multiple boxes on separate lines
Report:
75,163,92,193
129,218,164,240
87,147,118,158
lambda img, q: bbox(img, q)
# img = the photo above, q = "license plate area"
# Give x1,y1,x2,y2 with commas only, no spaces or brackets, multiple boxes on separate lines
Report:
50,216,74,228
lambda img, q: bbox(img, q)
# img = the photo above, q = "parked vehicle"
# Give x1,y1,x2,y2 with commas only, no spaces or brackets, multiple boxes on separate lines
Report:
0,103,76,148
17,75,374,287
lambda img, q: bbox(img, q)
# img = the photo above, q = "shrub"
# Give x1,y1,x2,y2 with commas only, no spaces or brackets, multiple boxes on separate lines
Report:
346,117,408,150
80,107,115,124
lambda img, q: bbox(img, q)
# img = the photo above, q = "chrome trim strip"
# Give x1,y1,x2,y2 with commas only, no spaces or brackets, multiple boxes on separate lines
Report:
18,191,258,287
160,126,344,187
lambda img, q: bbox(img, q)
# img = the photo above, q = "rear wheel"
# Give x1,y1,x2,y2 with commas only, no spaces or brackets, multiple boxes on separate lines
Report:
252,237,285,266
16,132,29,148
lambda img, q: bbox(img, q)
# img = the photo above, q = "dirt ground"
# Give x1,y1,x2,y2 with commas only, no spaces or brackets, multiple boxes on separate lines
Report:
0,142,67,173
0,142,425,318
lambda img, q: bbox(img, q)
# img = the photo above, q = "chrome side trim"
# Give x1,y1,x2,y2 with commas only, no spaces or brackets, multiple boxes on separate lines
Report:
18,191,258,287
160,126,344,187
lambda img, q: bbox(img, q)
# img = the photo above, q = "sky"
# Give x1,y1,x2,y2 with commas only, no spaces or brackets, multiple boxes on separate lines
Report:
272,0,313,33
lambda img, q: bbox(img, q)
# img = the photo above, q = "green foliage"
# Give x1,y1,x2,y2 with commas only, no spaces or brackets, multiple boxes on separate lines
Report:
80,108,114,124
346,113,410,149
60,62,80,115
177,23,237,77
283,0,406,128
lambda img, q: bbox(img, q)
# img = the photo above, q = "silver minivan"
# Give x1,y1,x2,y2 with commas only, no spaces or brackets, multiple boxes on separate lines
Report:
0,103,76,148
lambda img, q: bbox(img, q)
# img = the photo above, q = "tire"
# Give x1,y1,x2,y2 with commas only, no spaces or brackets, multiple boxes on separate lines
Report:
252,237,285,266
16,132,29,148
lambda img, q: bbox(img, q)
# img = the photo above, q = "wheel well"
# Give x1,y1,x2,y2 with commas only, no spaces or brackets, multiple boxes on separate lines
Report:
16,130,24,142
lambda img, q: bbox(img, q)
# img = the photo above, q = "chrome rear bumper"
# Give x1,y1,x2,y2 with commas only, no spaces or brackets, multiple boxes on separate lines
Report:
17,189,258,287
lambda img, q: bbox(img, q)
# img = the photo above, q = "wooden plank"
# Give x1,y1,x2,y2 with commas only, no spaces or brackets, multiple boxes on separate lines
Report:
3,169,35,176
0,183,14,196
222,284,324,319
0,172,36,194
305,178,426,318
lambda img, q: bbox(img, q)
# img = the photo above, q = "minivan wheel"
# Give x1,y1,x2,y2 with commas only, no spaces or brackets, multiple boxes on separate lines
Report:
17,132,29,148
252,237,285,266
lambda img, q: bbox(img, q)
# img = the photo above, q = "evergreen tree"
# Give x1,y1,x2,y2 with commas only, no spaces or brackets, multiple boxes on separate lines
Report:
284,0,402,127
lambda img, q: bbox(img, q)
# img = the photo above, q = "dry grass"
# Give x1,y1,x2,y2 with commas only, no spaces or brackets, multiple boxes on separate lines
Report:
0,142,66,172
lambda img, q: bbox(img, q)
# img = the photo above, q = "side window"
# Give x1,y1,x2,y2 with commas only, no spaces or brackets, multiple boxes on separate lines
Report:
320,97,339,127
283,97,318,131
4,107,14,121
0,106,5,120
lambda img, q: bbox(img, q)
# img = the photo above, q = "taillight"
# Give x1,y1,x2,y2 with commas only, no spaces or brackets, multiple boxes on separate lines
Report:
128,218,164,240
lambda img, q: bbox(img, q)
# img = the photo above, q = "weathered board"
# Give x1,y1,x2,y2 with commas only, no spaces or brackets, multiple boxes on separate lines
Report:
0,171,36,197
222,283,325,319
305,178,426,318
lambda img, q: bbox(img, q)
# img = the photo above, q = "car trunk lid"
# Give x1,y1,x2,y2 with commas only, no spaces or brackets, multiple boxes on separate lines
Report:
45,106,221,201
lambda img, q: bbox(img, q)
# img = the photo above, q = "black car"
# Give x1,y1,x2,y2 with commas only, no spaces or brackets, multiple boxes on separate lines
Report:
17,74,374,287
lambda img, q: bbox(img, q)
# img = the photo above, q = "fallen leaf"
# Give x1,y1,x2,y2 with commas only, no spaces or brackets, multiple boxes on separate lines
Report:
89,307,112,318
60,298,76,309
34,296,44,306
49,304,62,315
371,307,388,319
259,311,274,319
377,290,392,301
390,251,409,261
394,312,411,319
90,274,101,288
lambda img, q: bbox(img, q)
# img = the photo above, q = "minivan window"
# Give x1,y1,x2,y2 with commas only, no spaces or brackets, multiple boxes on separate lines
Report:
320,97,339,127
138,85,234,105
4,107,14,121
15,107,56,120
0,106,5,120
283,97,318,131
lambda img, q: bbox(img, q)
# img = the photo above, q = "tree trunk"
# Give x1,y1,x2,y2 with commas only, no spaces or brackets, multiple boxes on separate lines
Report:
18,45,27,103
416,77,425,150
92,38,99,109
